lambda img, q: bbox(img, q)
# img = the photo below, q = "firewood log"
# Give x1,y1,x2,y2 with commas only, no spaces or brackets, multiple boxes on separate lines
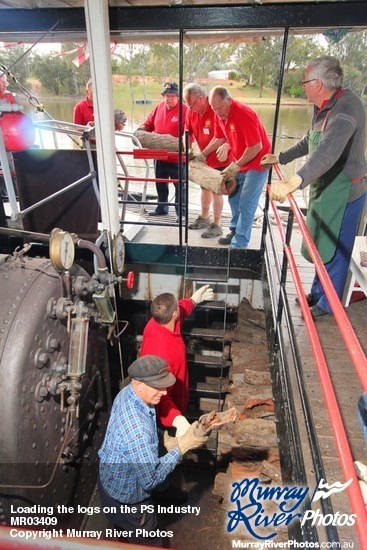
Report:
188,156,223,195
133,129,179,151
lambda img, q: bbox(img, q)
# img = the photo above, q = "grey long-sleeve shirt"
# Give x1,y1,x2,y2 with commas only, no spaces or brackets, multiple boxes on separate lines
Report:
279,88,367,203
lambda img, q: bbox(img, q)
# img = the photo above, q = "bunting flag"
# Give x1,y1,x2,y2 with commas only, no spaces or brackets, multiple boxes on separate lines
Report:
52,45,85,58
72,47,89,68
72,42,118,68
4,42,24,48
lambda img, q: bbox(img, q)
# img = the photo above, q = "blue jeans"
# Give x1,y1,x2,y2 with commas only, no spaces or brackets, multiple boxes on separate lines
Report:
229,169,268,249
311,193,367,313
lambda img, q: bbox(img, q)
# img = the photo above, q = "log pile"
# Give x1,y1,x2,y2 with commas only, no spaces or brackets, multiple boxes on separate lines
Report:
213,297,287,542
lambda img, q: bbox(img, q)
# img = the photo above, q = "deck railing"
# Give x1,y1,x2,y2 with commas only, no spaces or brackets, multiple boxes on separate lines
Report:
266,164,367,547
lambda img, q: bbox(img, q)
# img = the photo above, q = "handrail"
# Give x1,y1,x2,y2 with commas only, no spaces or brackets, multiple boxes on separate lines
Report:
273,164,367,392
269,165,367,547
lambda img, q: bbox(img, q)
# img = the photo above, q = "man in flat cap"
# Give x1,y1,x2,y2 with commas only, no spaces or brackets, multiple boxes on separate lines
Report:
138,82,187,221
98,355,208,547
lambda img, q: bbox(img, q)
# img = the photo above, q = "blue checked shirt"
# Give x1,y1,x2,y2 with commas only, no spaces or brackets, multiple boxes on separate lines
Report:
98,383,182,504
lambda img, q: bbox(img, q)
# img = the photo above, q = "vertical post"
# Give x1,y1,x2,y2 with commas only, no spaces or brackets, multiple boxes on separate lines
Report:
261,27,289,254
84,0,120,238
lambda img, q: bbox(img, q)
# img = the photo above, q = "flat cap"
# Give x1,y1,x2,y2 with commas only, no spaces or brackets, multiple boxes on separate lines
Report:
161,82,179,95
128,355,176,389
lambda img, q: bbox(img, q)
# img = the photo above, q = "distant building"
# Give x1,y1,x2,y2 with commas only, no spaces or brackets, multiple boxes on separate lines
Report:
208,69,242,80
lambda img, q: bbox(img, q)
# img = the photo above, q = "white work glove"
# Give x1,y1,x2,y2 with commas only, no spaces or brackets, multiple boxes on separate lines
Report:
191,284,214,305
216,143,230,163
172,415,191,437
260,153,279,171
177,421,209,455
162,431,178,453
220,162,240,183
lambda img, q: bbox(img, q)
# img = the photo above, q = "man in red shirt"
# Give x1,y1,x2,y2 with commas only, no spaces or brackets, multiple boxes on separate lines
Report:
206,86,271,249
0,73,17,104
139,82,187,221
73,78,94,126
140,285,214,437
183,82,232,238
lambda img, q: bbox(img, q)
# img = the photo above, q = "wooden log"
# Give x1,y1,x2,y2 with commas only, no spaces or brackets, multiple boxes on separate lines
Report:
133,129,179,151
188,156,223,195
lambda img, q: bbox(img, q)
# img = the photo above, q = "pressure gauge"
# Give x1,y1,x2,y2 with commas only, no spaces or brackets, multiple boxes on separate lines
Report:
112,232,125,275
49,228,75,271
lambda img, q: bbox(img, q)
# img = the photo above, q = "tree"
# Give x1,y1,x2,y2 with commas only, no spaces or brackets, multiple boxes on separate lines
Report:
327,29,367,97
32,53,71,95
183,43,237,83
0,44,33,94
236,38,283,97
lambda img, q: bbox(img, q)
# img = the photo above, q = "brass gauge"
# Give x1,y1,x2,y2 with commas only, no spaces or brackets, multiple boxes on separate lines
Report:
112,232,125,275
49,228,75,271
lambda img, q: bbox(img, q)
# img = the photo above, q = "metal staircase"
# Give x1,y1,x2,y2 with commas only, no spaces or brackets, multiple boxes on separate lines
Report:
182,246,233,460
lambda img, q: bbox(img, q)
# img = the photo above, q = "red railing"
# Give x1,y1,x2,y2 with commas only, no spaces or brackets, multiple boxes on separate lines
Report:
269,164,367,547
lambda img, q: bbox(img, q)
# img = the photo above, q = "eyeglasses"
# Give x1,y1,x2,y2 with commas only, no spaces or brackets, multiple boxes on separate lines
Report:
186,96,199,110
301,78,317,85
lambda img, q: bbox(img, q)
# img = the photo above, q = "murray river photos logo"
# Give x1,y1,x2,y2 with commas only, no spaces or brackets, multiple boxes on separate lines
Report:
227,477,356,540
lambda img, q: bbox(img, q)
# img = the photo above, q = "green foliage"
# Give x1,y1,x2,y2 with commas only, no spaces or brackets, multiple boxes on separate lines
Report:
0,44,33,92
4,29,366,101
327,31,367,96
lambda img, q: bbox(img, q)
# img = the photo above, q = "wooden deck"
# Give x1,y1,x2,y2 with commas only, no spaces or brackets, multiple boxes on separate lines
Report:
283,250,367,545
126,205,367,545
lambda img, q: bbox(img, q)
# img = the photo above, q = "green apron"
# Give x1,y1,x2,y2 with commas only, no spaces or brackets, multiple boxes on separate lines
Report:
301,119,353,264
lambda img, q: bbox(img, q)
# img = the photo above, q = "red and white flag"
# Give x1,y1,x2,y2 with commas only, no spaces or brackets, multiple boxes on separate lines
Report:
72,42,117,67
52,45,85,58
72,47,89,67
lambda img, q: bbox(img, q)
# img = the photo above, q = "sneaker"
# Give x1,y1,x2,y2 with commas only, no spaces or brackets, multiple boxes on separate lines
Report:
175,216,186,223
218,230,235,245
188,216,211,230
201,223,223,238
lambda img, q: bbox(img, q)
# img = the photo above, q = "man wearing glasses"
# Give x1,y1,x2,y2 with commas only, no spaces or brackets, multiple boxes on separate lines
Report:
183,82,232,238
261,56,367,318
204,86,271,249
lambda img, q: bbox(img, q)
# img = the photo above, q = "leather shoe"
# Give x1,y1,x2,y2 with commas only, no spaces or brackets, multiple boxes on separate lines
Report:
295,293,317,307
310,305,330,318
218,230,236,245
148,209,168,216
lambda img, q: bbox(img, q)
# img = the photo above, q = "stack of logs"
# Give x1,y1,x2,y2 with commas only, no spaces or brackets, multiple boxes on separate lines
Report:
214,297,288,541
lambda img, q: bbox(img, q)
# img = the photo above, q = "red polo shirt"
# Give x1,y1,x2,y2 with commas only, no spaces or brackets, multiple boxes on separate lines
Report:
185,101,232,169
73,98,94,126
143,100,187,138
214,99,271,171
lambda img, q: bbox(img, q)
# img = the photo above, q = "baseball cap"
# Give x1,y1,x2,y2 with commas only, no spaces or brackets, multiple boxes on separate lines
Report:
161,82,179,95
128,355,176,389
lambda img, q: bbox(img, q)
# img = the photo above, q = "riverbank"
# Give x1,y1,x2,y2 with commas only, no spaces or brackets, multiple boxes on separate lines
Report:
23,75,310,106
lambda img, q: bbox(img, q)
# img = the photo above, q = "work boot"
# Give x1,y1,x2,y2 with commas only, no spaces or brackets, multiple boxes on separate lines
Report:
295,293,317,307
218,229,235,245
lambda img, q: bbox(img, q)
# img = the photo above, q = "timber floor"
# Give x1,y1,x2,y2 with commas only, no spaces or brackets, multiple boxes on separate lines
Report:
282,251,367,547
126,203,367,546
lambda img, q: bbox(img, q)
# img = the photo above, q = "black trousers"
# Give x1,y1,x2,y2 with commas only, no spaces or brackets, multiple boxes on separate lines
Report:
98,477,162,547
154,160,186,215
